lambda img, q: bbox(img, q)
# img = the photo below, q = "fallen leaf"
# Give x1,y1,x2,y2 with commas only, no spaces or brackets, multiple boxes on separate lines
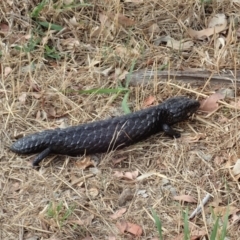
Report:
199,93,225,112
213,206,238,217
116,220,142,236
19,93,27,104
232,159,240,175
113,170,138,180
210,198,223,208
4,67,12,76
187,18,227,40
166,38,194,50
107,13,135,27
0,23,9,33
183,133,206,142
69,16,79,27
124,170,139,180
154,36,193,50
125,222,143,236
101,66,112,76
110,208,127,219
75,157,95,169
173,195,197,203
143,96,155,107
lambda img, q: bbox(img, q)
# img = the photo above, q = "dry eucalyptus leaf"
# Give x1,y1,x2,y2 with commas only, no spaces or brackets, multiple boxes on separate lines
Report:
124,170,139,180
213,206,238,216
166,38,194,50
101,66,112,76
143,95,155,107
187,18,227,40
4,67,12,76
108,13,135,27
233,159,240,175
200,92,225,112
110,208,127,219
19,93,27,104
116,220,143,237
173,195,197,203
75,157,95,169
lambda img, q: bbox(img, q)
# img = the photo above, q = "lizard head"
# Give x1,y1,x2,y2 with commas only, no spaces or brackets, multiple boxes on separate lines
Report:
162,96,200,125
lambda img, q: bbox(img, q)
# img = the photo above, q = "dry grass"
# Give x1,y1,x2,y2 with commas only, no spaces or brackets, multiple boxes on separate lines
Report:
1,0,240,239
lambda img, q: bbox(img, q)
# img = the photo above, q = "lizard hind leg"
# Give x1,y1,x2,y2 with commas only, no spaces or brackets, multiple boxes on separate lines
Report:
32,148,52,167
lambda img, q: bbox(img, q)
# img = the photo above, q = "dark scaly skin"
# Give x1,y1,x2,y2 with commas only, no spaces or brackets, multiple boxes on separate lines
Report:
10,96,200,166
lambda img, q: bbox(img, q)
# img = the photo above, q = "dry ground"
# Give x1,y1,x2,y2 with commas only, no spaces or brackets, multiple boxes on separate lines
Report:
1,0,240,239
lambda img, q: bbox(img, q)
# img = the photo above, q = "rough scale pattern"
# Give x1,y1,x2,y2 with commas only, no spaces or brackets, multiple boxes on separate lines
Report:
10,96,200,166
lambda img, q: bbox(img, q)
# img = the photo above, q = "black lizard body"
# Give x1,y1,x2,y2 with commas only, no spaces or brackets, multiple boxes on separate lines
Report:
10,96,200,166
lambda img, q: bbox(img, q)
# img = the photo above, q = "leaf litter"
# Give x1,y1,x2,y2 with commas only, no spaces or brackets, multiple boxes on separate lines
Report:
2,1,240,240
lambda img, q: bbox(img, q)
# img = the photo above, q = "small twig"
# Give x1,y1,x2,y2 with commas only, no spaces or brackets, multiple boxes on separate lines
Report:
128,69,240,87
189,193,212,219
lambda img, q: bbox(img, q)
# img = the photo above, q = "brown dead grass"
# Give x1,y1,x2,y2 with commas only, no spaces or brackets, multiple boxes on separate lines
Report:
1,0,240,239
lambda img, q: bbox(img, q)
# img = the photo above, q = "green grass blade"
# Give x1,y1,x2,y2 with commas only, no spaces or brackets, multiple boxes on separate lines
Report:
31,0,47,18
183,209,190,240
151,208,163,240
38,21,63,31
44,45,61,60
210,216,219,240
125,59,136,88
121,59,137,113
77,88,129,94
220,208,229,240
122,92,131,114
